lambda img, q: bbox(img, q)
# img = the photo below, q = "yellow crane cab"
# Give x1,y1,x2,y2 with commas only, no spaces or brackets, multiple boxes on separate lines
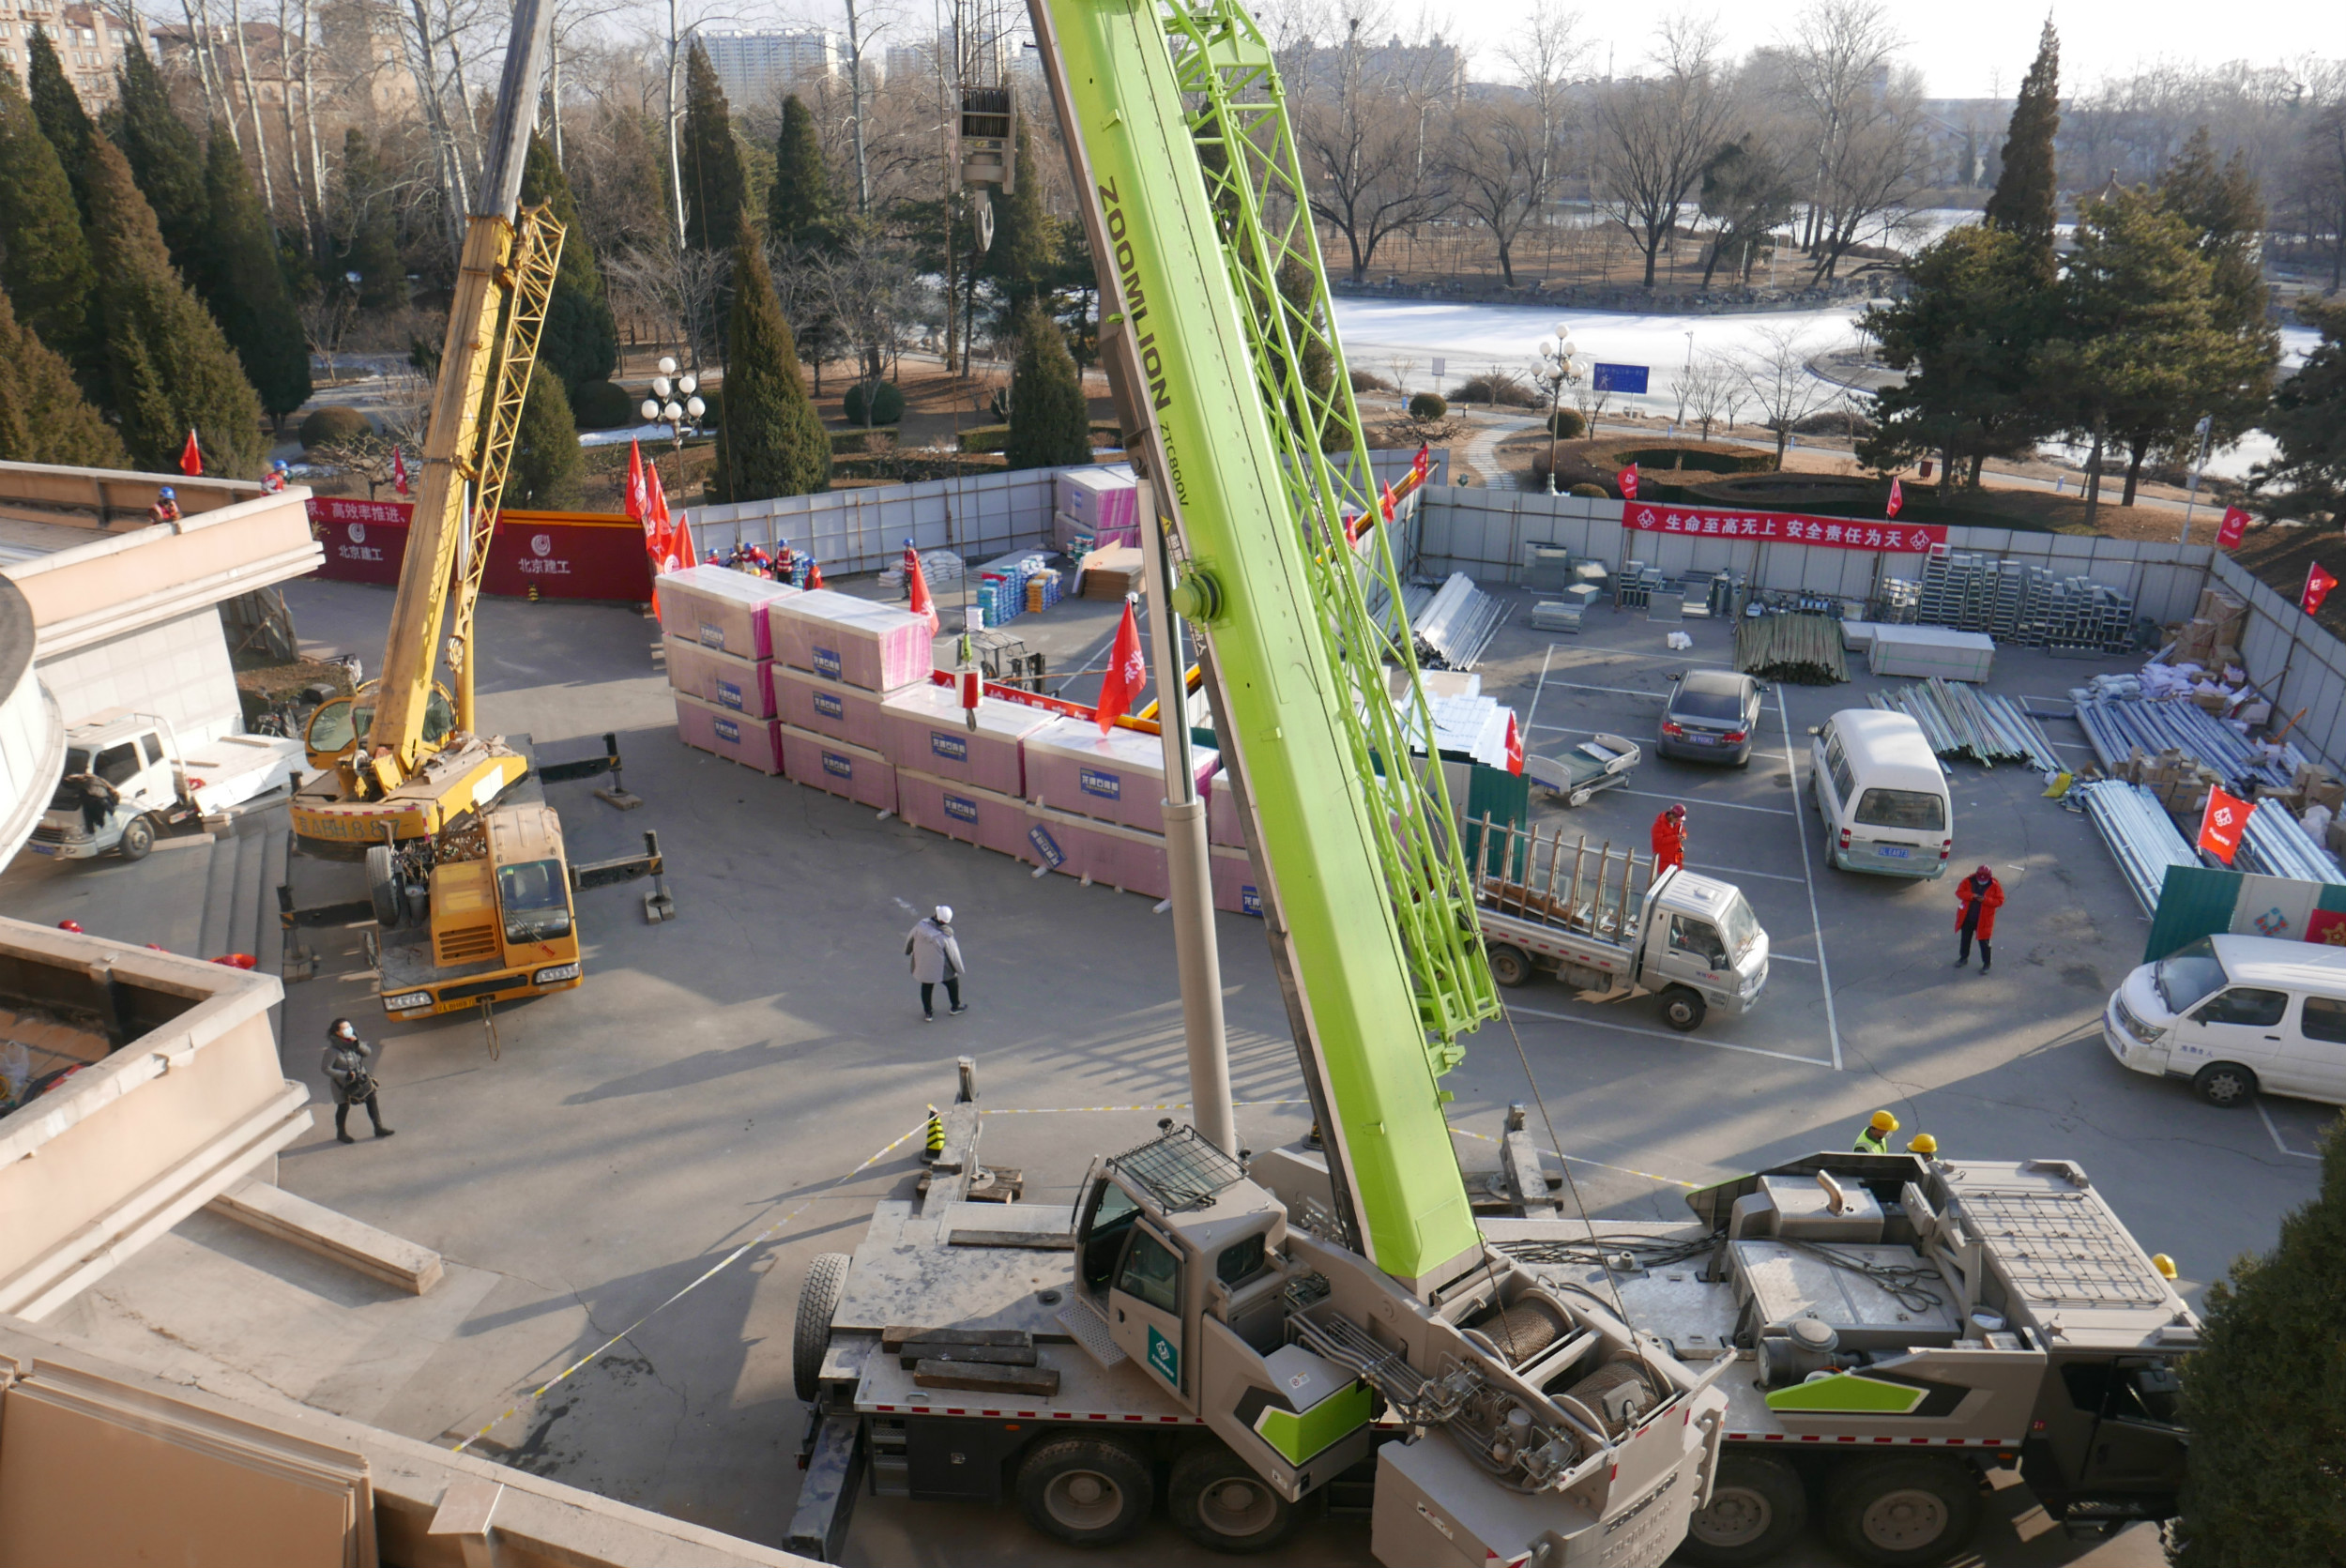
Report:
377,795,581,1020
293,681,530,850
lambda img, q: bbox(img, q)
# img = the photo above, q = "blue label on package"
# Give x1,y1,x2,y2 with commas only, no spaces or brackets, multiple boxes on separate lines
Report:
699,621,725,650
713,716,740,744
813,647,843,679
944,793,980,824
715,677,743,710
1079,768,1121,801
822,751,853,780
814,691,845,721
930,731,968,764
1241,885,1262,918
1028,824,1066,867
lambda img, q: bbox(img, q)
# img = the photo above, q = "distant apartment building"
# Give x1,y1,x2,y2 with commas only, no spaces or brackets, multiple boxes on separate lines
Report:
701,28,845,108
0,3,142,106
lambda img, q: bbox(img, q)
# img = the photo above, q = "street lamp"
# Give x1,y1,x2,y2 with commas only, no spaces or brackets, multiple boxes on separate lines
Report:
1536,326,1579,495
638,354,706,478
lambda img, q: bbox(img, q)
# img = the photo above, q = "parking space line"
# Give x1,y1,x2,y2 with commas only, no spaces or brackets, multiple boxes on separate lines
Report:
1539,678,1670,700
1767,953,1820,965
1523,643,1555,732
1686,860,1806,885
1776,688,1844,1073
1614,786,1795,817
1507,1004,1836,1067
2255,1100,2324,1161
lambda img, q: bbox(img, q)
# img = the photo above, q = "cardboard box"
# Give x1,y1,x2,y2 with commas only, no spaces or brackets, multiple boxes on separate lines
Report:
654,565,801,658
879,680,1053,797
1079,546,1146,600
675,692,784,774
776,725,896,812
663,634,773,717
769,662,901,751
769,588,935,691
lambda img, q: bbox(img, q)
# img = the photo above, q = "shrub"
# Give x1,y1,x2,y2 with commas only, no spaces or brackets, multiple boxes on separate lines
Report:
843,378,905,426
1546,408,1586,439
1452,372,1538,408
1569,482,1610,498
1407,391,1448,421
570,379,636,430
1348,367,1394,392
957,423,1011,453
1791,408,1875,438
299,404,371,449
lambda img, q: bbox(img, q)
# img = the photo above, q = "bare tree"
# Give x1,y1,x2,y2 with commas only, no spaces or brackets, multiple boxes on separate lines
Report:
1443,3,1583,285
1682,352,1744,438
605,236,729,374
1803,70,1930,282
1291,9,1455,282
1593,14,1742,288
2293,62,2346,293
1771,0,1901,255
1736,323,1846,464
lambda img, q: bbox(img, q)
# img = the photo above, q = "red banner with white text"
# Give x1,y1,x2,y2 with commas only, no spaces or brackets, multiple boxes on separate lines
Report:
1621,500,1945,555
306,495,656,601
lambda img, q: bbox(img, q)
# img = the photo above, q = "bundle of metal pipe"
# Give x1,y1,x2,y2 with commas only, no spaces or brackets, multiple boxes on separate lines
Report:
1414,571,1506,671
2077,780,2202,914
2236,801,2346,886
1733,612,1848,684
1868,678,2064,772
2071,694,2301,793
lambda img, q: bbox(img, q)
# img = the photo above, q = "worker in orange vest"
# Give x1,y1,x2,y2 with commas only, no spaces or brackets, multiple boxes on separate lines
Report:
1651,803,1687,873
1955,864,2004,972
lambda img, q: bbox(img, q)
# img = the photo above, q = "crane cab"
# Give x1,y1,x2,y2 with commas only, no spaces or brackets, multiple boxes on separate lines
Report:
292,680,531,849
376,799,581,1019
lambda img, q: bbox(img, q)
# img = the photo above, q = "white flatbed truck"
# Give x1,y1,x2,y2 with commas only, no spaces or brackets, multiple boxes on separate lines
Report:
28,711,306,861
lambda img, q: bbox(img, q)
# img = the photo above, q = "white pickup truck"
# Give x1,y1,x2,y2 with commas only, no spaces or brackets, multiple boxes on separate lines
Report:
1472,820,1770,1031
29,711,307,861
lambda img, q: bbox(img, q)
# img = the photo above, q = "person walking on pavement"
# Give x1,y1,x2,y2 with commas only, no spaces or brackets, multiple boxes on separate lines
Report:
1955,864,2003,972
1651,803,1688,874
906,906,967,1021
321,1018,394,1143
1854,1109,1898,1153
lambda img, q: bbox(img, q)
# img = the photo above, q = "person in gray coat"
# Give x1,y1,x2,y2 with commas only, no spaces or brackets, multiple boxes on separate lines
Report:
321,1018,394,1143
906,906,967,1020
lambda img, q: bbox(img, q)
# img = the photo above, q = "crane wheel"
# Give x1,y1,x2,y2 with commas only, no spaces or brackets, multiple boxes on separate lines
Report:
1168,1442,1294,1552
1679,1452,1807,1565
1015,1438,1151,1545
791,1253,850,1402
1822,1455,1980,1567
366,845,402,928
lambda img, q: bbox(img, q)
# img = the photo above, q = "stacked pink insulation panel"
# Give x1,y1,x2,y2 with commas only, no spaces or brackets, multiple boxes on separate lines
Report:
659,567,800,770
769,587,934,811
879,682,1052,798
673,693,783,774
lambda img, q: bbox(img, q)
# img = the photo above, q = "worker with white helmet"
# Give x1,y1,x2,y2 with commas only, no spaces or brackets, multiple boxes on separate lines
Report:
906,904,967,1021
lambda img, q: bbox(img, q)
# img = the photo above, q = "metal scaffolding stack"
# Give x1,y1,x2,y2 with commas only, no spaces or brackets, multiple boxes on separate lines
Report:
1615,563,1666,610
2077,780,2203,914
2042,579,2138,654
2236,803,2346,886
1874,577,1921,625
1869,678,2064,771
2072,693,2302,794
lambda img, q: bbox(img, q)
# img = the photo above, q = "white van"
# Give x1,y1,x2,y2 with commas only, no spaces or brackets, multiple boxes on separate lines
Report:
2105,934,2346,1107
1810,709,1953,878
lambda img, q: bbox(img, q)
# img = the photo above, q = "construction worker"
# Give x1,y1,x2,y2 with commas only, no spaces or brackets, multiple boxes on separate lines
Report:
906,905,967,1021
1955,864,2004,972
1651,803,1687,873
148,486,182,525
1854,1109,1898,1154
320,1018,394,1144
260,458,291,494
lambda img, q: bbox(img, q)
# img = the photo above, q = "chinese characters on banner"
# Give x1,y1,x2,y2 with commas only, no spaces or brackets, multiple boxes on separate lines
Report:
1621,500,1947,553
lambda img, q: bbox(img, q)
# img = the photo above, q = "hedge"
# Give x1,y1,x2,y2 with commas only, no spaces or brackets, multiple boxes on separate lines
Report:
298,405,372,449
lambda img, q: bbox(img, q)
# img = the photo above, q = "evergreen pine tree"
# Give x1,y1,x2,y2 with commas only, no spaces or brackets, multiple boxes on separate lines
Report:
712,229,829,501
201,125,311,424
2256,298,2346,526
24,27,93,214
0,286,126,467
2173,1119,2346,1564
680,43,746,255
110,44,208,281
508,369,584,509
84,136,266,475
519,132,618,392
1004,303,1089,470
1983,21,2061,273
989,114,1057,311
2156,130,2279,446
770,95,835,251
336,128,405,310
0,67,100,394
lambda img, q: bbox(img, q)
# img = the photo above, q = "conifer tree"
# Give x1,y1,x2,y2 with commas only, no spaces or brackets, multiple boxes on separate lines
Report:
0,67,100,393
519,132,617,392
711,227,829,501
24,27,93,213
2173,1119,2346,1564
2256,299,2346,526
508,370,583,508
336,128,405,310
111,44,207,281
201,125,311,424
680,43,746,255
84,137,265,475
2156,130,2279,447
989,114,1057,311
1004,302,1089,471
0,287,126,468
1983,21,2061,274
770,95,835,251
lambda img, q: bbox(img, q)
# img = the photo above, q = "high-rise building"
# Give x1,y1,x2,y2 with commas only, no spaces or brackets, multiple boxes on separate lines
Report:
0,4,143,105
700,29,845,109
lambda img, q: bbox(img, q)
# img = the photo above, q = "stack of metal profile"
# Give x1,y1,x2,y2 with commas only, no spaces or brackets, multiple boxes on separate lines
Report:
1869,678,2064,772
2041,578,2138,654
2071,693,2302,793
1413,571,1508,671
1363,574,1435,646
2077,779,2203,914
1734,611,1849,684
1874,578,1922,625
2236,802,2346,885
1614,563,1665,610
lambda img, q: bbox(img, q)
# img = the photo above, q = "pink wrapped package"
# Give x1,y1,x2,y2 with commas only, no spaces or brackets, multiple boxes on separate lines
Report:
897,769,1033,861
778,724,897,813
1210,845,1263,917
1021,716,1218,834
1024,802,1169,901
880,681,1052,797
771,663,891,751
1056,466,1138,532
675,693,783,774
656,565,800,659
664,634,773,718
769,588,935,692
1203,761,1249,848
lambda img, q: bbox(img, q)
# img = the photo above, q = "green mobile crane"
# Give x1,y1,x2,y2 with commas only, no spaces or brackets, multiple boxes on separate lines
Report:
783,1,1730,1562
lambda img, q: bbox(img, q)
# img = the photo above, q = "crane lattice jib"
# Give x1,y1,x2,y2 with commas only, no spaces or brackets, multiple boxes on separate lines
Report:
1028,0,1488,1286
1159,0,1497,1058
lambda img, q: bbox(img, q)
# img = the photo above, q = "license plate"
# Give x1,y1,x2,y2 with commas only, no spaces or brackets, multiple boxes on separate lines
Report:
26,843,55,856
1877,845,1911,859
1683,732,1715,745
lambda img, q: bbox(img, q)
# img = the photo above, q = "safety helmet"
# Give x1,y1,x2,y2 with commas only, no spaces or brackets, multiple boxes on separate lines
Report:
57,919,83,934
1906,1133,1938,1155
271,458,289,471
1869,1109,1899,1133
2151,1253,2178,1280
1973,864,1992,879
1667,802,1687,819
935,905,953,924
159,486,175,500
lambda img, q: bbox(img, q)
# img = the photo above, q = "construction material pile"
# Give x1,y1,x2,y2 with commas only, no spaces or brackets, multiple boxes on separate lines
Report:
1869,678,2064,771
1413,572,1507,671
2076,780,2202,914
2237,801,2346,885
1733,611,1848,684
2072,688,2299,794
1905,549,2139,651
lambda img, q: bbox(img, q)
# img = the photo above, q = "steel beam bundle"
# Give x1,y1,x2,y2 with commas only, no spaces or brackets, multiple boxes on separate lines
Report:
1870,677,2064,771
2077,780,2204,914
2236,801,2346,886
1732,611,1849,684
2072,695,2302,793
1412,571,1507,670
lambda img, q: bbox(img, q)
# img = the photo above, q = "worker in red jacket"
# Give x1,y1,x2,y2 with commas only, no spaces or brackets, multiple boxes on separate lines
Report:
1955,864,2003,972
1651,803,1687,873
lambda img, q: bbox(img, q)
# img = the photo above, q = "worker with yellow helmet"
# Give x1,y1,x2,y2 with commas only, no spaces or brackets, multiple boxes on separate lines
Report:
1907,1133,1939,1158
1854,1109,1898,1154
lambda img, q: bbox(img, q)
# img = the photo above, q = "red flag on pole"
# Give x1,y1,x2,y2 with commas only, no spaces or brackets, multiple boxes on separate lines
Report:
1886,478,1904,519
1410,443,1431,483
2198,787,2252,865
1617,463,1639,500
178,429,203,476
392,445,410,495
904,540,939,634
1379,481,1397,522
2217,506,2250,550
624,441,648,525
2304,562,2338,618
1504,711,1524,776
1093,597,1146,734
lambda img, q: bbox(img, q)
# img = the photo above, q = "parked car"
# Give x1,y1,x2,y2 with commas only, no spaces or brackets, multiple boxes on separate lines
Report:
2105,934,2346,1107
1659,670,1764,766
1811,708,1954,878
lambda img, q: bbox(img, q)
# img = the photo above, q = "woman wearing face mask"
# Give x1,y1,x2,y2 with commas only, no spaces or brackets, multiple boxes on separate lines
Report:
1954,864,2003,973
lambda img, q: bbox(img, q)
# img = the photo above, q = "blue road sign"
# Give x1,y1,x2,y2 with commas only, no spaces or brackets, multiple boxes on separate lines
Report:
1591,362,1650,394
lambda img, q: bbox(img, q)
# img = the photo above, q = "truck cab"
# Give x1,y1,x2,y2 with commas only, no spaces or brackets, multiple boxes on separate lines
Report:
375,800,582,1018
32,713,311,862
